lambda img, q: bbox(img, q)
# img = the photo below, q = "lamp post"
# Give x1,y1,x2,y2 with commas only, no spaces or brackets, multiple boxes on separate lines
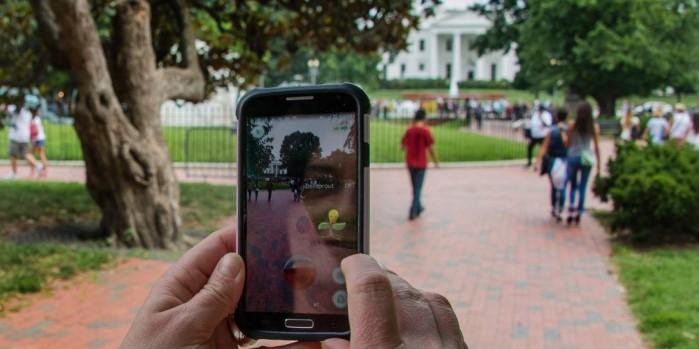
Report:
307,58,320,85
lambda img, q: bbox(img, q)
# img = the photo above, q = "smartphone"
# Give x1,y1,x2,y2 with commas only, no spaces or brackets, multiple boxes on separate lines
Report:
235,83,370,340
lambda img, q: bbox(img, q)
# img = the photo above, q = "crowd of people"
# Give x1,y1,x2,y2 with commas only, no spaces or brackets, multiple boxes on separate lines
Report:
530,100,698,224
1,95,49,179
372,96,537,125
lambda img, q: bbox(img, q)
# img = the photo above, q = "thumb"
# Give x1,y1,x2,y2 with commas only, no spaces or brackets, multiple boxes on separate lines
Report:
187,253,245,331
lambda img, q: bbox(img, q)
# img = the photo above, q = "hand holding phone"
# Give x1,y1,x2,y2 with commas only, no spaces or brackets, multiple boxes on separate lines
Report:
120,227,467,349
236,84,370,340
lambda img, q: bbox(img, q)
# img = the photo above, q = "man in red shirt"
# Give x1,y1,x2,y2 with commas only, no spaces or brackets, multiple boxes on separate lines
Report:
401,108,439,220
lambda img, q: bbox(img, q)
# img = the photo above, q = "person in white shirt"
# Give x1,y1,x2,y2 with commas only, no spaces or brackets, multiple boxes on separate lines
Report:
644,107,670,145
4,96,37,179
526,104,553,167
669,103,693,144
30,107,48,178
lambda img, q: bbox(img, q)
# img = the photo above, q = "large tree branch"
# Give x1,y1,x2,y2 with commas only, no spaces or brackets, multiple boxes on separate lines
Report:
29,0,70,69
158,0,206,102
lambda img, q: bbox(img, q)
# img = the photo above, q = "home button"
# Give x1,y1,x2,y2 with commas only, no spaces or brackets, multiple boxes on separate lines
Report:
284,318,314,329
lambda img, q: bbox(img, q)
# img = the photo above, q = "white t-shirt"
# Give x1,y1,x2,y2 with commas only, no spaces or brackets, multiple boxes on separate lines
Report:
31,117,46,141
670,112,692,139
8,106,32,143
530,110,552,139
647,117,669,145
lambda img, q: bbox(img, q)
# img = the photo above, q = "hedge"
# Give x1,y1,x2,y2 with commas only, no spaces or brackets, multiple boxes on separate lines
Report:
594,142,699,242
378,79,511,90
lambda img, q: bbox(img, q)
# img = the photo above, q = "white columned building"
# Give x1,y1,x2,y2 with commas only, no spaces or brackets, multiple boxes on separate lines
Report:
384,2,519,89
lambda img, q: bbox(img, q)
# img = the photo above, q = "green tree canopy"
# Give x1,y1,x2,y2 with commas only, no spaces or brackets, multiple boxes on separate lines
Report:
473,0,699,115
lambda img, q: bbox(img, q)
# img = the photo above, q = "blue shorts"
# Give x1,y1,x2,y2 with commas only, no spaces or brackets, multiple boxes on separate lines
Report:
33,140,46,148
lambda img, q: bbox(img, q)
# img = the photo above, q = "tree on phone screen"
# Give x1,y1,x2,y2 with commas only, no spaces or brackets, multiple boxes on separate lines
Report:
280,131,321,184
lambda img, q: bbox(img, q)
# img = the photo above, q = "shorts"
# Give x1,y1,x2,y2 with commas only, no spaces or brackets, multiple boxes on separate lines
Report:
9,141,29,158
33,139,46,148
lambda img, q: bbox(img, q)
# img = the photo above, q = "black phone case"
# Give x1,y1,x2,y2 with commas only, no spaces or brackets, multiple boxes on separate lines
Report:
234,83,370,341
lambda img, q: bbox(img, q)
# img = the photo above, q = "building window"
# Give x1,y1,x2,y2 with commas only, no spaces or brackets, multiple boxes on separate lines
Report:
490,63,498,81
419,39,425,51
446,39,453,52
419,63,425,71
468,70,475,80
446,63,452,79
400,63,406,78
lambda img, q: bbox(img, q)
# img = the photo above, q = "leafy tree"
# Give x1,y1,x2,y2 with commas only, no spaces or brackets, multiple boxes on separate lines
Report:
0,0,438,248
280,131,321,181
263,46,382,89
472,0,699,116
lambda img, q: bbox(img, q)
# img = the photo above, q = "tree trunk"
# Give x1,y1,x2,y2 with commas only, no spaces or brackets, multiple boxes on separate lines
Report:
48,0,204,248
594,94,617,118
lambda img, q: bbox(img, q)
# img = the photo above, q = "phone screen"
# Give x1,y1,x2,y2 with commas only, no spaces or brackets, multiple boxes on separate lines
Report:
243,112,358,315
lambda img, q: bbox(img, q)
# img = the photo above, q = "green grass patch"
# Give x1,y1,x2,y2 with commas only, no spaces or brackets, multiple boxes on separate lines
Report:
370,120,525,162
1,121,524,163
0,241,111,307
0,181,236,235
0,181,236,309
613,245,699,349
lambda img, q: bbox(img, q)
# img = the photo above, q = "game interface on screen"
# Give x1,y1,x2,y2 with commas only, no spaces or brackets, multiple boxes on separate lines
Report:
244,113,358,315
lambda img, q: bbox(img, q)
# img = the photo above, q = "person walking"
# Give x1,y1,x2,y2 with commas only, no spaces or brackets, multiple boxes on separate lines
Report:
29,106,48,178
669,103,693,145
565,102,601,225
526,104,552,168
535,108,569,222
644,107,670,145
619,107,640,142
4,95,37,179
266,179,273,202
401,108,439,220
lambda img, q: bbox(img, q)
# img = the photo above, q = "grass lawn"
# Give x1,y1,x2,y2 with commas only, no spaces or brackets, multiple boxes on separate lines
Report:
1,120,525,163
0,181,236,308
371,120,525,162
613,245,699,349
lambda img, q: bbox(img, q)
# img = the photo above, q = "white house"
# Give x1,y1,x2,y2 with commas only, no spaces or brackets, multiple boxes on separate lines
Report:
383,0,519,95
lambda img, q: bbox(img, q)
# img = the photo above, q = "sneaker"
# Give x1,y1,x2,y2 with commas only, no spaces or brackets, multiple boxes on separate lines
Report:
2,173,16,180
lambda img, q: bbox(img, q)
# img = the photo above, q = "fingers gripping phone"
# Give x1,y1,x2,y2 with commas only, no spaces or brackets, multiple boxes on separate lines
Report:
235,84,370,340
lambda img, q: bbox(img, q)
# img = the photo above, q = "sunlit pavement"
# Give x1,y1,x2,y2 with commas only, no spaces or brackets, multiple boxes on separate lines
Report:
0,140,644,349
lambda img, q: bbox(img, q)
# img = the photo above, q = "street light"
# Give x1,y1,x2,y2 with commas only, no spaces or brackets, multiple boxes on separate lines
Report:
307,58,320,85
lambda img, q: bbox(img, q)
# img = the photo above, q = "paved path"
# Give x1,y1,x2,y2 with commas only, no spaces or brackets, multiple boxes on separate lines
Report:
0,166,644,349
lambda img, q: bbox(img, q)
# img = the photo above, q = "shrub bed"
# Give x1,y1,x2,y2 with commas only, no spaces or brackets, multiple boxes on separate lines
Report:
594,142,699,242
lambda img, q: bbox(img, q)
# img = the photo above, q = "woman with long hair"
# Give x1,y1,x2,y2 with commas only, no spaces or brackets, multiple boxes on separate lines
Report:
565,102,601,225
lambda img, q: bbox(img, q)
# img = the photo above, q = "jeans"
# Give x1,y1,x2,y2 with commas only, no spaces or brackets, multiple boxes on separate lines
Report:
548,157,566,214
567,155,592,215
409,167,426,217
527,137,544,166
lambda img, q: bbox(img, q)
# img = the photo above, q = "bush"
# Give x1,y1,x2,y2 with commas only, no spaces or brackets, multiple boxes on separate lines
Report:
379,78,448,89
594,142,699,242
457,80,512,90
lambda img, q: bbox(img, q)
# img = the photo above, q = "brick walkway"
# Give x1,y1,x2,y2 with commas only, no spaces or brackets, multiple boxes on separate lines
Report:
0,165,645,349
